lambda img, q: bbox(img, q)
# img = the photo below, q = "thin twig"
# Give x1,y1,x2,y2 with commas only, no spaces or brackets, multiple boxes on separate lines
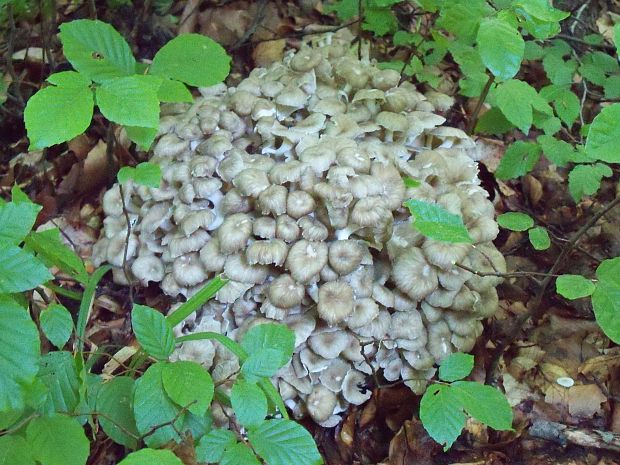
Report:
486,194,620,385
230,0,269,51
467,74,495,134
455,263,561,279
5,3,25,107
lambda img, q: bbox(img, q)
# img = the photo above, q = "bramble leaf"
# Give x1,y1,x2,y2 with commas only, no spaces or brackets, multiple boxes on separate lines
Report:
567,163,612,202
404,200,472,243
221,442,262,465
0,201,41,245
451,381,513,431
117,162,162,188
497,212,534,231
438,353,474,382
196,429,237,463
231,379,268,428
117,448,184,465
592,258,620,344
495,141,541,180
162,361,214,416
26,415,90,465
420,384,466,450
477,18,524,80
97,376,139,449
495,80,550,134
132,304,175,360
0,245,53,293
556,275,596,300
585,103,620,163
240,323,295,368
40,304,74,349
248,419,323,465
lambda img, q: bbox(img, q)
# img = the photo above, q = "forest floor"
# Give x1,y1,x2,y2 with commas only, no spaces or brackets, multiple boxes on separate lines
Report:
1,1,620,464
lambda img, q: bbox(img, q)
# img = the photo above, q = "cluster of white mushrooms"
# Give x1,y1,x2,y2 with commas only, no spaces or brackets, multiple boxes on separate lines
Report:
92,29,506,426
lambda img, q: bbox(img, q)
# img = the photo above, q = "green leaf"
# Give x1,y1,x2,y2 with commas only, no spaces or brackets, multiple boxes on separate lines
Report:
221,442,262,465
533,113,561,135
556,275,596,300
132,304,175,360
24,83,94,150
158,78,193,103
497,212,534,231
324,0,358,20
592,258,620,343
451,381,513,431
475,107,514,135
523,40,545,60
95,75,161,129
549,88,580,127
0,245,52,293
514,0,569,22
477,18,524,80
117,449,184,465
362,6,399,37
0,296,40,412
585,103,620,163
59,19,136,82
0,435,35,465
537,134,577,167
495,141,541,180
403,177,421,188
196,429,237,463
40,303,74,348
438,353,474,382
37,351,80,414
162,361,214,416
25,228,89,284
404,200,472,243
241,348,284,381
133,362,186,448
124,126,158,151
495,80,550,134
0,201,41,244
437,0,492,43
26,415,89,465
118,162,162,188
231,379,268,428
240,323,295,368
419,384,466,450
47,71,92,88
567,163,612,202
542,53,577,85
248,419,323,465
150,34,230,87
96,376,139,448
528,226,551,250
603,75,620,99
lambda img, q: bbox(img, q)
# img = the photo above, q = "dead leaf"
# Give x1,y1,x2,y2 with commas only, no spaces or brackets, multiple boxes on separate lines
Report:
252,39,286,67
567,384,607,418
388,419,438,465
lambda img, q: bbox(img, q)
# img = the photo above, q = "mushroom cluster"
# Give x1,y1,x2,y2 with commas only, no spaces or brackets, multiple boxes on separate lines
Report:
92,29,506,426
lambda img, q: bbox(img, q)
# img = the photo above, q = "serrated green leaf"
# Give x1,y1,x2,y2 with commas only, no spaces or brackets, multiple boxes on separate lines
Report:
0,296,40,412
248,419,323,465
158,78,193,103
514,0,569,22
133,362,186,448
438,353,474,382
132,304,175,360
537,134,577,167
196,428,237,463
579,52,618,86
0,201,41,244
419,384,466,450
592,258,620,343
567,163,612,202
240,323,295,368
241,348,283,381
603,75,620,99
117,448,184,465
404,200,472,243
520,11,561,39
24,83,94,150
403,177,421,188
59,19,136,82
47,71,92,88
555,275,596,300
118,162,162,188
162,361,214,416
96,376,139,448
495,141,541,180
393,31,423,46
37,351,80,415
475,107,514,135
231,379,268,428
437,0,492,43
528,226,551,250
220,442,262,465
150,34,230,87
585,103,620,163
26,415,89,465
497,212,534,231
451,381,513,431
95,75,161,129
550,88,580,126
542,53,576,85
523,40,545,60
40,304,74,348
614,23,620,51
324,0,358,20
496,80,549,134
362,6,399,36
477,18,524,80
0,244,52,293
124,126,158,151
24,228,89,284
0,435,35,465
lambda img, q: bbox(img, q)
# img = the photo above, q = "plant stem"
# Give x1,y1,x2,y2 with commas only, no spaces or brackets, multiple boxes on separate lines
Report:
467,73,495,135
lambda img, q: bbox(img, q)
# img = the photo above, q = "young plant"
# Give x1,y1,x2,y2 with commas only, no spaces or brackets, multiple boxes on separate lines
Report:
24,19,230,150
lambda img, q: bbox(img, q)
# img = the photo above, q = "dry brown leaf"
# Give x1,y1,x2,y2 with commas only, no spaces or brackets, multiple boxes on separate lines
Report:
253,39,286,67
580,349,620,380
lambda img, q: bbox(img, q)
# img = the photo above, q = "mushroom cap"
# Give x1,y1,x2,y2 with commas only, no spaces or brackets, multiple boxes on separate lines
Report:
342,369,371,405
233,168,271,197
224,253,269,284
306,385,338,423
328,240,364,275
287,190,316,218
267,274,306,309
286,240,328,283
319,358,351,392
392,247,438,301
317,280,354,325
246,239,289,266
217,213,253,254
257,184,288,216
131,254,165,284
308,329,351,359
345,298,379,330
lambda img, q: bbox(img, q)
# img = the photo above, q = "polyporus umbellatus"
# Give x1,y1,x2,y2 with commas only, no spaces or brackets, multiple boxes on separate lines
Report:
92,29,506,426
